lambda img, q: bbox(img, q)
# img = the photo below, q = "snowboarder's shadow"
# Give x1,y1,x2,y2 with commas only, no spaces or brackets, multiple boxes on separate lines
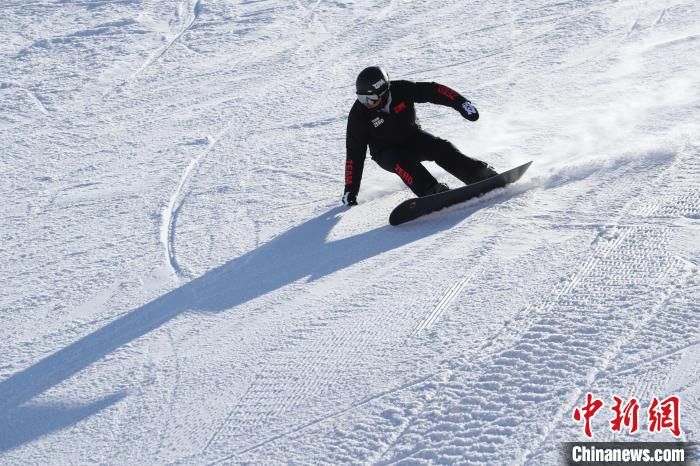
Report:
0,204,469,451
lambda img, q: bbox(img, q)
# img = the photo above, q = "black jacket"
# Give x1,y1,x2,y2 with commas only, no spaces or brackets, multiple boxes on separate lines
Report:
344,80,477,196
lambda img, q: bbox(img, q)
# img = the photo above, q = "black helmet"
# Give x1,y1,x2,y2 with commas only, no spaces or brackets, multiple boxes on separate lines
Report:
355,66,390,108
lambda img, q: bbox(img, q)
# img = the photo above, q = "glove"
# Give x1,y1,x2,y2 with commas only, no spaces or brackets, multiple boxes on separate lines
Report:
342,191,358,206
459,100,479,121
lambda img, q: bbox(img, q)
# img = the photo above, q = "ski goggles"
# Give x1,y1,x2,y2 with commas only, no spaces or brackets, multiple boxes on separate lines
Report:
356,89,388,107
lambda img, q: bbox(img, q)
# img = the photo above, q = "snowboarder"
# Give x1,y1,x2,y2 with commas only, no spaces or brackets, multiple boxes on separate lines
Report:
342,66,497,206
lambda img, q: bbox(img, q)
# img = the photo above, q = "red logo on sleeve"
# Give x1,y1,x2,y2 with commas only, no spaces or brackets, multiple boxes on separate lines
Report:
393,101,407,113
345,160,353,185
437,85,458,100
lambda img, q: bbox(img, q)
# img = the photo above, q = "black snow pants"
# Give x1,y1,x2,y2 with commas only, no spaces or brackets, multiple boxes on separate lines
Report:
373,129,494,196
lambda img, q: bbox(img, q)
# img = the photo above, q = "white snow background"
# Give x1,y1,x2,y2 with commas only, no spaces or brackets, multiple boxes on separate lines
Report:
1,0,699,464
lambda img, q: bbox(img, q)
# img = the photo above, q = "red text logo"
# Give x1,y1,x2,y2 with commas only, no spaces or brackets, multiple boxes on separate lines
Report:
394,163,413,186
610,396,640,434
572,394,682,438
573,393,604,438
648,395,681,437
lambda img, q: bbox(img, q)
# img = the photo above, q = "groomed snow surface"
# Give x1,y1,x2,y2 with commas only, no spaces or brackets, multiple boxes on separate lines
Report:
2,0,699,464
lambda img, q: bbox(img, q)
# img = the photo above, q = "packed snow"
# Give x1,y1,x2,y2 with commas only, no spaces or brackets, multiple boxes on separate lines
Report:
1,0,699,464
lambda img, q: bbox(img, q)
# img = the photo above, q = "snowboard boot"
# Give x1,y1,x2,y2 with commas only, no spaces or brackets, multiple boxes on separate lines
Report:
422,182,450,196
464,163,498,184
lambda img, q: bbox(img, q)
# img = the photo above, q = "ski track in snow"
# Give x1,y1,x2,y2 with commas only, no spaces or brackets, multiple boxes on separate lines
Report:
160,118,237,280
2,0,700,464
108,0,202,95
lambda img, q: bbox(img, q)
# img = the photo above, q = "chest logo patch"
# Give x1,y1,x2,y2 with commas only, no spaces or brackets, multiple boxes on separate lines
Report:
371,117,385,128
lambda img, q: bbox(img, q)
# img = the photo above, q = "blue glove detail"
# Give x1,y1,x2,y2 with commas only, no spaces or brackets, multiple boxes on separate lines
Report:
460,100,479,121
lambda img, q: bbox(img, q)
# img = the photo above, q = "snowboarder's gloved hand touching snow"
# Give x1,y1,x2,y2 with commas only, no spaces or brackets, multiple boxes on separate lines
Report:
459,100,479,121
342,191,358,206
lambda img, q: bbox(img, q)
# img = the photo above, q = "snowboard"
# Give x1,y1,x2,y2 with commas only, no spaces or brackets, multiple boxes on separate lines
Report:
389,161,532,226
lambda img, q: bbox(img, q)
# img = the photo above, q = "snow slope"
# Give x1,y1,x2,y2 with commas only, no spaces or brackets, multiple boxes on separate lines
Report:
1,0,699,464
